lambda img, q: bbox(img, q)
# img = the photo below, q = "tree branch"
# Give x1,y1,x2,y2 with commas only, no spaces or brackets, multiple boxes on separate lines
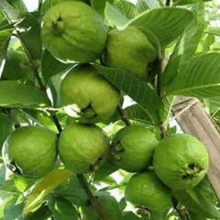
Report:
77,174,110,220
117,104,131,126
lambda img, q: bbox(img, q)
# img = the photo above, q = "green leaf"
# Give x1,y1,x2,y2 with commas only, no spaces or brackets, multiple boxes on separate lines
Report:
166,53,220,99
136,0,149,13
205,26,220,36
121,211,140,220
0,180,20,194
202,34,215,53
173,177,220,219
6,0,27,13
125,104,152,124
0,191,18,220
94,158,118,182
54,174,87,205
24,169,74,216
0,113,13,153
115,0,138,20
2,47,34,84
162,56,181,88
0,29,12,75
51,197,78,220
0,81,50,108
119,197,126,211
105,2,129,28
128,7,194,46
94,64,164,124
25,203,52,220
15,14,42,59
91,0,106,17
41,49,72,83
177,21,204,62
189,210,207,220
173,0,211,5
4,202,24,220
0,8,5,22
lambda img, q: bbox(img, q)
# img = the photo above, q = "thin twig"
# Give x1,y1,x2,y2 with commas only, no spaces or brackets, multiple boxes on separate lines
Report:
156,57,163,99
38,0,43,12
117,104,131,126
154,55,167,138
176,206,190,220
77,174,110,220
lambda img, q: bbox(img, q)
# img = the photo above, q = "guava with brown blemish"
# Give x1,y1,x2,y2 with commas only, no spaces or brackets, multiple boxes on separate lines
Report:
153,134,209,190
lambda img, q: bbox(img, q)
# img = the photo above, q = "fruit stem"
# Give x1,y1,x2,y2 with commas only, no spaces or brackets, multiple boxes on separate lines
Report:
117,104,131,126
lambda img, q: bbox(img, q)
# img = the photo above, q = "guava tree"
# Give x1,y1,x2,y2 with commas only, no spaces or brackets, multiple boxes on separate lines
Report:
0,0,220,219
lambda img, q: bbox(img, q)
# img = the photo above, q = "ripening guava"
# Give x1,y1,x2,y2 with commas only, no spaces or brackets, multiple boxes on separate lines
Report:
111,125,159,172
41,1,107,63
82,192,121,220
60,64,120,124
125,170,172,218
105,26,158,79
58,123,109,173
153,134,209,190
2,126,58,179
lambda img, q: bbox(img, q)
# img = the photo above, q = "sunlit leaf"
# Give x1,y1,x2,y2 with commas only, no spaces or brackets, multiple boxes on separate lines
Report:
23,169,74,216
128,7,194,46
0,81,50,108
166,53,220,100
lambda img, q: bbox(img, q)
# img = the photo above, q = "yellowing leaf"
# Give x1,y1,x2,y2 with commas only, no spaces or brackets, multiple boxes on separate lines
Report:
23,169,74,216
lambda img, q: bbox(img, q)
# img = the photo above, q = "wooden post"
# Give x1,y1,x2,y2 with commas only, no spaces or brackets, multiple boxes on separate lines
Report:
172,97,220,200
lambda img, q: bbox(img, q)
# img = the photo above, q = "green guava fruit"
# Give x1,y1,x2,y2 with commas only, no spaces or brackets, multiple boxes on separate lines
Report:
82,192,121,220
111,125,159,172
42,0,87,14
153,134,209,190
105,26,158,79
58,123,109,173
125,170,172,218
41,1,107,63
2,126,58,179
60,64,120,124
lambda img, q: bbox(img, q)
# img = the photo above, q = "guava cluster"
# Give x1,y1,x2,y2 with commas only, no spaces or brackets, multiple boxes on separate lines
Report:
1,1,210,219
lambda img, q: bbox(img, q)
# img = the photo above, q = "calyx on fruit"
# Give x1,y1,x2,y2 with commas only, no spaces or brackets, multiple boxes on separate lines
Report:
58,123,109,173
111,125,159,172
41,1,107,63
105,26,158,79
153,134,209,190
2,126,57,179
60,64,120,124
82,192,121,220
125,170,172,218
